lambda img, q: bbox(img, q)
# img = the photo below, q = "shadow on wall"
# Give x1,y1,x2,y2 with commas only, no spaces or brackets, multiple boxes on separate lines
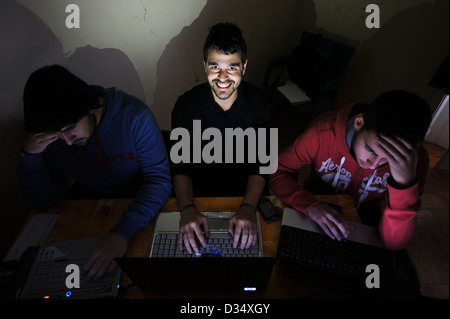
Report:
151,0,309,130
0,0,144,259
334,1,449,112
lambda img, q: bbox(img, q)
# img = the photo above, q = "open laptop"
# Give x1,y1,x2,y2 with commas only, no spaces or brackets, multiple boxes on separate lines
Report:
148,211,264,258
115,210,274,293
10,237,121,299
281,207,387,247
277,207,399,290
116,257,275,293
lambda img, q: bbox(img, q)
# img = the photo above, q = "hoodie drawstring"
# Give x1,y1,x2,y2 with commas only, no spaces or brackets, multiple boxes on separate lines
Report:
357,170,377,209
331,156,346,188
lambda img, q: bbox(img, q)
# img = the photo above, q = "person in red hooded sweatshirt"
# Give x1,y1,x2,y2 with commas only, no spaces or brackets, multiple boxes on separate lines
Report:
270,90,432,293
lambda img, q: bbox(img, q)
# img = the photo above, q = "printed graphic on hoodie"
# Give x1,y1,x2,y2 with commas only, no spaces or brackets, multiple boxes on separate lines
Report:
53,132,138,177
317,157,352,192
317,157,389,204
357,171,389,206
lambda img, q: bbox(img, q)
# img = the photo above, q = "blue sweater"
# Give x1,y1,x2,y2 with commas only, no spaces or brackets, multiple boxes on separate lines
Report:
18,86,172,241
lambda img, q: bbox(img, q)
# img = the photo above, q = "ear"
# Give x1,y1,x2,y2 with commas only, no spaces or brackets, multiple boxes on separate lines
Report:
353,114,365,131
203,60,207,73
242,59,248,75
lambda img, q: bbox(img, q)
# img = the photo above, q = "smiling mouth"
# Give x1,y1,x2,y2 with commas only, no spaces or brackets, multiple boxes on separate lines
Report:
214,81,233,90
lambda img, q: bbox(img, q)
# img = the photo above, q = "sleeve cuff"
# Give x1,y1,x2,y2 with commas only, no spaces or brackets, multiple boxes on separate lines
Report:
110,213,144,242
387,182,420,210
20,151,45,172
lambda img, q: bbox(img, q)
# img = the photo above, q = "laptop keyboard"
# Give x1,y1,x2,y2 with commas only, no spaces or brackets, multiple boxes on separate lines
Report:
277,225,398,288
28,259,115,296
150,233,261,258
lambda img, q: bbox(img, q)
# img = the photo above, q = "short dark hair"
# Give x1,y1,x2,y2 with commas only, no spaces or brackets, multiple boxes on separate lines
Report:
362,90,432,145
203,22,247,64
23,64,101,133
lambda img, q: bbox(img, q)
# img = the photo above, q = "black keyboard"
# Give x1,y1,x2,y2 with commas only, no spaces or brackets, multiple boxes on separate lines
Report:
277,225,399,289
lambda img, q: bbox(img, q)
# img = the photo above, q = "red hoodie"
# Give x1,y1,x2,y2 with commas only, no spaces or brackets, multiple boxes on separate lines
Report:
269,103,429,250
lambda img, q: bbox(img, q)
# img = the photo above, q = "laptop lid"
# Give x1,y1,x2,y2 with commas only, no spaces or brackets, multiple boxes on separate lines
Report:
115,257,275,293
281,207,386,248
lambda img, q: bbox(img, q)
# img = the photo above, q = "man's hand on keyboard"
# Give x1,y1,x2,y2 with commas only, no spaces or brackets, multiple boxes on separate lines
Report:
307,202,350,241
229,205,257,249
84,232,127,280
178,206,210,254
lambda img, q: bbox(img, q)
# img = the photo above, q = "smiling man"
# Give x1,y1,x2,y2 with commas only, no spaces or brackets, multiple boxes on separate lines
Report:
206,49,245,108
170,23,274,254
18,64,172,279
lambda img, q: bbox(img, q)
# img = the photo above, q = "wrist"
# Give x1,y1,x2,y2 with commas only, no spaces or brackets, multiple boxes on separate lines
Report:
240,202,256,212
388,176,417,189
179,203,196,215
21,146,40,156
306,202,321,215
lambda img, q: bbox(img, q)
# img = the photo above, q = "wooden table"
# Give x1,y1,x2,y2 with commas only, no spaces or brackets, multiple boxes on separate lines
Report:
13,195,391,299
18,195,359,256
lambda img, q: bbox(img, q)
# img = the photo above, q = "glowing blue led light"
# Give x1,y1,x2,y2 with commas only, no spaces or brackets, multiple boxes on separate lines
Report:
244,287,256,291
66,291,72,297
192,244,225,257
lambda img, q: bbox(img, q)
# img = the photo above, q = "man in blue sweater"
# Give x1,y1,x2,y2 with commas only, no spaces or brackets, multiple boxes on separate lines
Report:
18,65,172,279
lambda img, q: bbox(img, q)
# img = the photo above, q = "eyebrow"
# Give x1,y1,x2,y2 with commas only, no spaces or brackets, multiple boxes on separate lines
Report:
207,61,241,67
60,124,76,133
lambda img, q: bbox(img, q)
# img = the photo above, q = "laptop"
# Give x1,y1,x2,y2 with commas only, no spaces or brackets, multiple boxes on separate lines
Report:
10,237,121,299
148,211,264,258
277,207,399,290
115,257,275,293
115,210,274,293
281,207,387,248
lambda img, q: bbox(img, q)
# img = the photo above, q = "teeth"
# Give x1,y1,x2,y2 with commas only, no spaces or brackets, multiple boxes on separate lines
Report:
216,82,231,88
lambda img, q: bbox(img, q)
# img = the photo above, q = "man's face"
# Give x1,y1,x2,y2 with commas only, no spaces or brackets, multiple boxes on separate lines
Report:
58,113,97,147
204,49,247,105
352,128,389,170
351,114,388,170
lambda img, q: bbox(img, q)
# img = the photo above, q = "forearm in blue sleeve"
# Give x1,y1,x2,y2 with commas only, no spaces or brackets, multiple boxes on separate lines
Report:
17,152,67,210
110,112,173,241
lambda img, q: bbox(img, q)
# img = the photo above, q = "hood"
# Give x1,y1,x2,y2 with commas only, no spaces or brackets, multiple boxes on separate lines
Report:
91,86,127,131
334,102,382,208
334,102,359,160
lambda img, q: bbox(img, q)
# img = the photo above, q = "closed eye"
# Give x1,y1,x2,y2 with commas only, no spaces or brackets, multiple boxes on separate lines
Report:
61,124,76,133
365,143,378,156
